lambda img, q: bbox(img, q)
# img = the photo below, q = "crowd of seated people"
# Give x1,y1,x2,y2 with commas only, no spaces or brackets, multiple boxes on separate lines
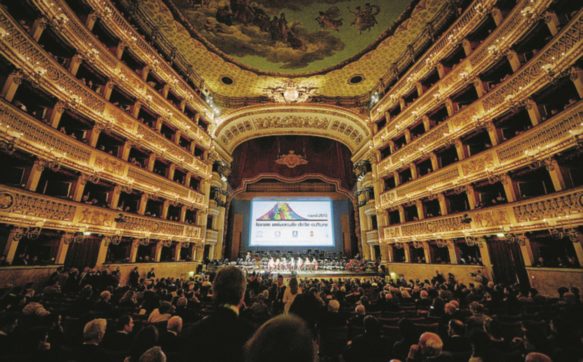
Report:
0,264,580,361
205,251,380,274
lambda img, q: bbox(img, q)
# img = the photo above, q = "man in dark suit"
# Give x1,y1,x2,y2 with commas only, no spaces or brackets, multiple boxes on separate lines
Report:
102,314,134,351
443,319,471,354
160,315,182,358
181,266,254,362
74,318,109,362
269,274,286,314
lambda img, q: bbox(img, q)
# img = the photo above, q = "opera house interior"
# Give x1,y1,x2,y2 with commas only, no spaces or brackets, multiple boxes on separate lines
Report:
0,0,581,361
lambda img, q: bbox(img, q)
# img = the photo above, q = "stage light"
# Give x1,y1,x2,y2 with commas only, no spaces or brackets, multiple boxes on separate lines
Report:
188,271,195,277
82,231,92,236
496,233,505,238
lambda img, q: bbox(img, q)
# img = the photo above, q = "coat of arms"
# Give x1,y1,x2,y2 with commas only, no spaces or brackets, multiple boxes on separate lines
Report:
275,150,308,168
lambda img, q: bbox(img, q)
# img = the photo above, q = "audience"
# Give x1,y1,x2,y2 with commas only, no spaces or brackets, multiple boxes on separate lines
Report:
0,264,581,361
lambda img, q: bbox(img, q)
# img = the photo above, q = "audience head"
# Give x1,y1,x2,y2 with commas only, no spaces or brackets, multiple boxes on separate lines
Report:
117,314,134,333
525,352,552,362
129,325,159,362
139,346,167,362
83,318,107,344
289,277,299,294
469,301,484,315
213,266,247,306
363,315,381,336
355,303,366,315
167,316,183,334
99,290,112,302
245,315,314,362
448,319,465,337
327,299,340,313
417,332,443,357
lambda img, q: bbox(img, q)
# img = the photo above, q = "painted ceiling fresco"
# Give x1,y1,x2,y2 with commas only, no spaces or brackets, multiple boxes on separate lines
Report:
166,0,412,74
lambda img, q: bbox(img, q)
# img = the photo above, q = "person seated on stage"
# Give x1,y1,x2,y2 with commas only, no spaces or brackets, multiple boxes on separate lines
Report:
268,257,275,271
312,257,319,271
304,258,312,271
297,257,303,271
275,258,281,271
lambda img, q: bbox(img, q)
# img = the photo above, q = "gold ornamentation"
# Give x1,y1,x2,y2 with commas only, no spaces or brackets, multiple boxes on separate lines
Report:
275,150,308,169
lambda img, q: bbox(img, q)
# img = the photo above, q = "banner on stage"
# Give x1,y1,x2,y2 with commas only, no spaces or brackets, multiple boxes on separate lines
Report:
250,199,335,247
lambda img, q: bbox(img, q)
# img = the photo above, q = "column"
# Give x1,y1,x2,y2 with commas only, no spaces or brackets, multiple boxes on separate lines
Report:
48,102,66,129
109,185,122,209
570,67,583,99
102,80,114,100
437,193,448,216
173,130,182,145
174,242,182,262
85,12,98,31
68,54,83,76
490,7,505,26
167,164,176,180
416,82,424,97
466,185,478,209
518,235,535,267
71,175,88,202
95,236,110,266
140,66,150,82
477,239,493,279
486,121,501,146
429,152,439,171
546,158,567,191
436,63,448,79
473,78,487,98
190,243,197,262
130,101,141,119
403,244,411,263
462,39,473,56
404,129,412,144
415,200,425,220
138,193,148,215
114,42,126,60
572,239,583,267
154,241,163,262
422,242,431,264
386,244,394,263
410,164,418,180
445,98,456,116
454,139,467,160
147,154,156,171
379,243,388,263
447,240,458,264
543,11,561,36
26,160,45,192
525,99,543,126
30,17,48,41
501,174,518,202
397,205,405,223
3,227,23,264
161,200,170,220
86,125,102,147
1,70,23,102
180,206,187,223
54,233,72,265
129,239,140,263
120,141,132,161
506,50,522,72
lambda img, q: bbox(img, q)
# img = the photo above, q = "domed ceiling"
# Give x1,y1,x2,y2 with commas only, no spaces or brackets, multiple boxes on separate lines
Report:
165,0,412,75
117,0,445,103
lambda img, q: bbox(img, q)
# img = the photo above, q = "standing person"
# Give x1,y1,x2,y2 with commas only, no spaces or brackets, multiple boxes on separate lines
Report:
270,274,287,314
182,266,254,362
283,277,302,314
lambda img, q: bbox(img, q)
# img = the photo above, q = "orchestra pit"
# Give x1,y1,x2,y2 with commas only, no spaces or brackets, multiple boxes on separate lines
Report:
0,0,581,361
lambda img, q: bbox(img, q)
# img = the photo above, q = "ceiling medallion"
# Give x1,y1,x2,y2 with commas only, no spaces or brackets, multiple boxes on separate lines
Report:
275,150,309,168
265,80,317,104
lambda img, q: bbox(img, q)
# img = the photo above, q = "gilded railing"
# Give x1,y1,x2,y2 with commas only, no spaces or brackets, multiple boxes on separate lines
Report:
0,7,211,180
373,0,553,148
31,0,212,149
379,102,582,208
382,187,583,242
376,10,583,177
0,185,203,242
0,99,207,208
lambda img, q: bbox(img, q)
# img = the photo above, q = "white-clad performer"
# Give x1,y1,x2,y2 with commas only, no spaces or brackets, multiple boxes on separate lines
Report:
268,257,275,271
297,257,303,271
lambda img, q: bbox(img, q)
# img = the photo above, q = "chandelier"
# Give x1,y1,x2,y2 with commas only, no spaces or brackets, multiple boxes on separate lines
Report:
264,80,317,104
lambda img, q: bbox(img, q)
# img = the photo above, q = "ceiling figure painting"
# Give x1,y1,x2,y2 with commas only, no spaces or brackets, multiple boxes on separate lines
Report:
167,0,412,74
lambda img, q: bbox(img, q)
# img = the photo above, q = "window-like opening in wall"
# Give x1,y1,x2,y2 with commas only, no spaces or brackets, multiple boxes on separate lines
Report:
403,88,418,107
474,181,507,208
416,158,433,176
410,122,426,140
137,106,158,128
145,198,163,218
393,135,406,150
393,246,405,262
58,110,94,142
532,76,580,121
455,239,482,265
550,0,580,24
388,104,401,119
96,131,125,157
480,57,513,91
121,48,145,74
493,108,532,142
92,18,120,50
375,116,387,132
137,240,156,262
65,0,93,21
118,190,141,213
420,68,439,91
198,117,209,133
445,190,469,213
167,90,182,110
110,87,136,114
451,84,478,110
76,62,107,94
466,14,497,47
181,244,194,261
403,204,418,222
441,44,465,70
106,237,132,263
160,242,176,261
194,146,205,159
185,209,198,224
0,151,34,188
556,149,583,189
3,0,39,30
13,230,57,266
398,168,412,184
513,21,553,64
436,145,458,168
167,205,181,222
428,241,449,263
189,176,201,191
422,198,441,218
174,168,186,185
146,71,165,93
379,145,391,159
427,104,448,125
0,56,15,89
511,166,555,200
410,244,425,263
82,179,114,208
371,215,378,230
384,175,396,191
153,159,169,177
530,230,580,268
11,79,57,123
37,167,78,199
388,209,401,225
184,105,197,120
461,128,492,157
160,123,176,141
179,135,191,151
128,147,149,168
38,28,76,68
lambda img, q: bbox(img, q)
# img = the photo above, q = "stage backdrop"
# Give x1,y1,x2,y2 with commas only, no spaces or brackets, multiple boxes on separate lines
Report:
230,198,353,254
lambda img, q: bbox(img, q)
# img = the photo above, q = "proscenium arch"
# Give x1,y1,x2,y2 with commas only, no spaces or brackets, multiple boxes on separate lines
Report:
213,104,370,154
